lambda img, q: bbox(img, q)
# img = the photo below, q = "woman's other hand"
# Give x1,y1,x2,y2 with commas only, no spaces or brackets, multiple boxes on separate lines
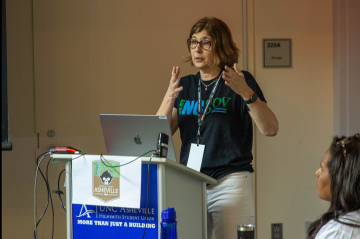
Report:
166,66,183,99
156,66,182,133
222,63,253,100
223,63,278,136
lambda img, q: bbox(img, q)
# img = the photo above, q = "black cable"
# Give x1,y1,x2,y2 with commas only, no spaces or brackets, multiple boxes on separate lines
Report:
34,152,55,239
35,154,51,234
45,155,55,239
142,153,154,239
100,150,156,168
56,169,66,212
34,151,50,239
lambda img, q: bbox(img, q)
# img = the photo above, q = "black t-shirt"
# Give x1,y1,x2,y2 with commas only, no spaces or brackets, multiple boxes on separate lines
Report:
174,70,266,180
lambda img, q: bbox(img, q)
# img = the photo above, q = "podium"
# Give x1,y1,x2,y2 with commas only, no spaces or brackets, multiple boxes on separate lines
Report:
52,154,217,239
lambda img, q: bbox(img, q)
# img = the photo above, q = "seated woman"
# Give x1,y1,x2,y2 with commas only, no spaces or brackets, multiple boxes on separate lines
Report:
308,133,360,239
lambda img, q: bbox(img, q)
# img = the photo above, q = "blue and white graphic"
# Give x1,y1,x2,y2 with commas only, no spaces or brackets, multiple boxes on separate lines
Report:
179,98,231,115
72,164,158,239
76,204,96,218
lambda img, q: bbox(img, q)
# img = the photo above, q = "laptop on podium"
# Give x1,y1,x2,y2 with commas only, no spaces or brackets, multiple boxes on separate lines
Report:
99,114,176,162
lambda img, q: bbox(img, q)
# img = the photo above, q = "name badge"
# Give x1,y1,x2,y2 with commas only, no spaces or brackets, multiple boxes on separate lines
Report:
187,143,205,172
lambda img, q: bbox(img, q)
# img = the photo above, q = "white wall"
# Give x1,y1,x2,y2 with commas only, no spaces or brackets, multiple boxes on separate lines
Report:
253,0,333,238
333,0,360,136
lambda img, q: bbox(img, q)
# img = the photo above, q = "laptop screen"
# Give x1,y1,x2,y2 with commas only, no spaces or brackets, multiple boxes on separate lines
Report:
99,114,177,162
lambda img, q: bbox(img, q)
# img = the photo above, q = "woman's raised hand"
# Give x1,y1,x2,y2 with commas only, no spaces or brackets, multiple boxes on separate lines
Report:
166,66,183,99
222,63,253,99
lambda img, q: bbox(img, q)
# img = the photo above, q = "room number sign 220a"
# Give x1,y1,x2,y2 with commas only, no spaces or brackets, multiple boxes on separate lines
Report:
267,42,281,47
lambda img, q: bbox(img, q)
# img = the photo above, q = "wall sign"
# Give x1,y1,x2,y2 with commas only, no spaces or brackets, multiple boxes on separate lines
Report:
263,39,292,67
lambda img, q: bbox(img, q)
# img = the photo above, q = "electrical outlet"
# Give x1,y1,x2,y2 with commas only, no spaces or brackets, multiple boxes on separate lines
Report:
271,223,283,239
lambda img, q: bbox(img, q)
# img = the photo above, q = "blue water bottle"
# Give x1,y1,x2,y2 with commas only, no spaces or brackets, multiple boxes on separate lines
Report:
160,207,177,239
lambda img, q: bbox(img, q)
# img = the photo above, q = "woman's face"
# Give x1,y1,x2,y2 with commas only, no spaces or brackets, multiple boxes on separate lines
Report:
315,149,332,201
190,30,217,72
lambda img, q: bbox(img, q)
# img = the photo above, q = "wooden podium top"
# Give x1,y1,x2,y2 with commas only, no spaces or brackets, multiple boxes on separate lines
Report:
51,154,217,184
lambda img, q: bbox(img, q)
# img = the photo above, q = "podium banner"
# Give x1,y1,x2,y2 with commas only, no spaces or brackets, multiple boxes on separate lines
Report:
72,155,142,208
72,164,159,239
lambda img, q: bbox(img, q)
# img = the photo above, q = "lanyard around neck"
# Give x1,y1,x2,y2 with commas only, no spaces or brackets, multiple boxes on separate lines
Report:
196,71,223,146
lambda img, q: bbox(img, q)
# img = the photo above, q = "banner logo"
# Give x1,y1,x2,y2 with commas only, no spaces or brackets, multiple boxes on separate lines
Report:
100,169,114,185
92,160,120,202
76,204,96,218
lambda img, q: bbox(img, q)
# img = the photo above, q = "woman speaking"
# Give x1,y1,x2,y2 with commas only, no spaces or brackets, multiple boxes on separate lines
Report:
157,17,279,239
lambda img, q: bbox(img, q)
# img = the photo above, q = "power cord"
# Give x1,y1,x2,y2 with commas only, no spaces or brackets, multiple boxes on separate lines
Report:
45,154,55,239
34,151,54,239
34,147,82,239
99,150,156,168
52,169,66,212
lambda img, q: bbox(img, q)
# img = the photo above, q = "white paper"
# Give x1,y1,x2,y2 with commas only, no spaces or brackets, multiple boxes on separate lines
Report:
187,143,205,172
72,155,141,208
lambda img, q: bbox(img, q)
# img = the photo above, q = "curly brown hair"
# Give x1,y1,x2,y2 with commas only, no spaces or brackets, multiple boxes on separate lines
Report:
186,17,240,69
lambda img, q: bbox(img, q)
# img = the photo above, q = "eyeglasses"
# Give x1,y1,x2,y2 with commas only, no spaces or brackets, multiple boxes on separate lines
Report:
336,133,360,160
187,39,212,50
